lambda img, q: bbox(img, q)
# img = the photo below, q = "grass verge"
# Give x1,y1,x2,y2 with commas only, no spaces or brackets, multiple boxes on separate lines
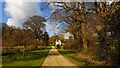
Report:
2,46,51,67
58,49,99,66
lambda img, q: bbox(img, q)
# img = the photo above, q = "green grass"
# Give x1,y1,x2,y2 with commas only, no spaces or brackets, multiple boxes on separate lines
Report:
2,46,51,66
58,49,99,66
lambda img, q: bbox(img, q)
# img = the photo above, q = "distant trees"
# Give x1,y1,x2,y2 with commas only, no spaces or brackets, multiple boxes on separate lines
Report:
2,27,33,56
43,31,49,46
49,36,57,43
2,26,16,47
2,15,48,56
23,15,46,49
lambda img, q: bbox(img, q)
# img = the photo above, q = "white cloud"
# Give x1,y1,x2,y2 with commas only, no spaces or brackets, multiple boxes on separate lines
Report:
7,18,18,26
5,0,41,27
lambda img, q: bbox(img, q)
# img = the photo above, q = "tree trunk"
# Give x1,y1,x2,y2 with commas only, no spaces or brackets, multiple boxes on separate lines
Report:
81,2,87,50
107,53,113,65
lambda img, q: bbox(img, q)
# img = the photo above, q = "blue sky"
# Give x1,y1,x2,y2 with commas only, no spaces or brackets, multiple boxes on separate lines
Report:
0,2,1,23
0,2,64,36
1,2,9,23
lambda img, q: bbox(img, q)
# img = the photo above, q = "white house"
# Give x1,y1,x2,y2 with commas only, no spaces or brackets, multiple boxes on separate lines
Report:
55,39,62,46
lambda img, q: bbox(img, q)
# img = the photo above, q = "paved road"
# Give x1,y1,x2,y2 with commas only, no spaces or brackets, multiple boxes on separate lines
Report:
42,46,78,67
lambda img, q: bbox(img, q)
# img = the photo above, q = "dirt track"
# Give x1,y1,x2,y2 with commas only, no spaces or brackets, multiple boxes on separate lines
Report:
42,46,78,67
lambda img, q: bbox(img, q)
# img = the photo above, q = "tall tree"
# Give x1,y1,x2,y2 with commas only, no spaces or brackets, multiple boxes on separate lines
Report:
81,2,87,50
92,1,119,64
50,2,88,50
23,15,46,40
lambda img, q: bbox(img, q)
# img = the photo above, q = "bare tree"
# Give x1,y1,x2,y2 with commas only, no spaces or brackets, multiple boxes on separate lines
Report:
50,2,88,50
23,15,46,40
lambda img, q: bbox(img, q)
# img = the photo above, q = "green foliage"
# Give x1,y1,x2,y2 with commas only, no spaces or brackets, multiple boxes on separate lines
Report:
94,5,120,65
106,7,120,65
2,46,51,66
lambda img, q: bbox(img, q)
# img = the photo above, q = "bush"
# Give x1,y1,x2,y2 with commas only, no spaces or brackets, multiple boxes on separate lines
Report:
64,39,82,52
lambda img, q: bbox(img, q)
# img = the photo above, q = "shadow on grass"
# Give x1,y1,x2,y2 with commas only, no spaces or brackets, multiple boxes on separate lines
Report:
2,46,51,64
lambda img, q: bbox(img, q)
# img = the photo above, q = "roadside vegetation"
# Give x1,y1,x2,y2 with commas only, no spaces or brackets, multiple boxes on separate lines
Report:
2,46,51,66
58,49,103,66
51,2,120,65
2,15,50,66
2,15,49,56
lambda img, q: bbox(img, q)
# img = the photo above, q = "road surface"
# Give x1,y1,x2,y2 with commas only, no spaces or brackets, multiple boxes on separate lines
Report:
42,46,78,68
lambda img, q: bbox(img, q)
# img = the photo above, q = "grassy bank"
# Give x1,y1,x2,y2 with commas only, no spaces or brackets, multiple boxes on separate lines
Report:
2,46,51,67
58,49,99,66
